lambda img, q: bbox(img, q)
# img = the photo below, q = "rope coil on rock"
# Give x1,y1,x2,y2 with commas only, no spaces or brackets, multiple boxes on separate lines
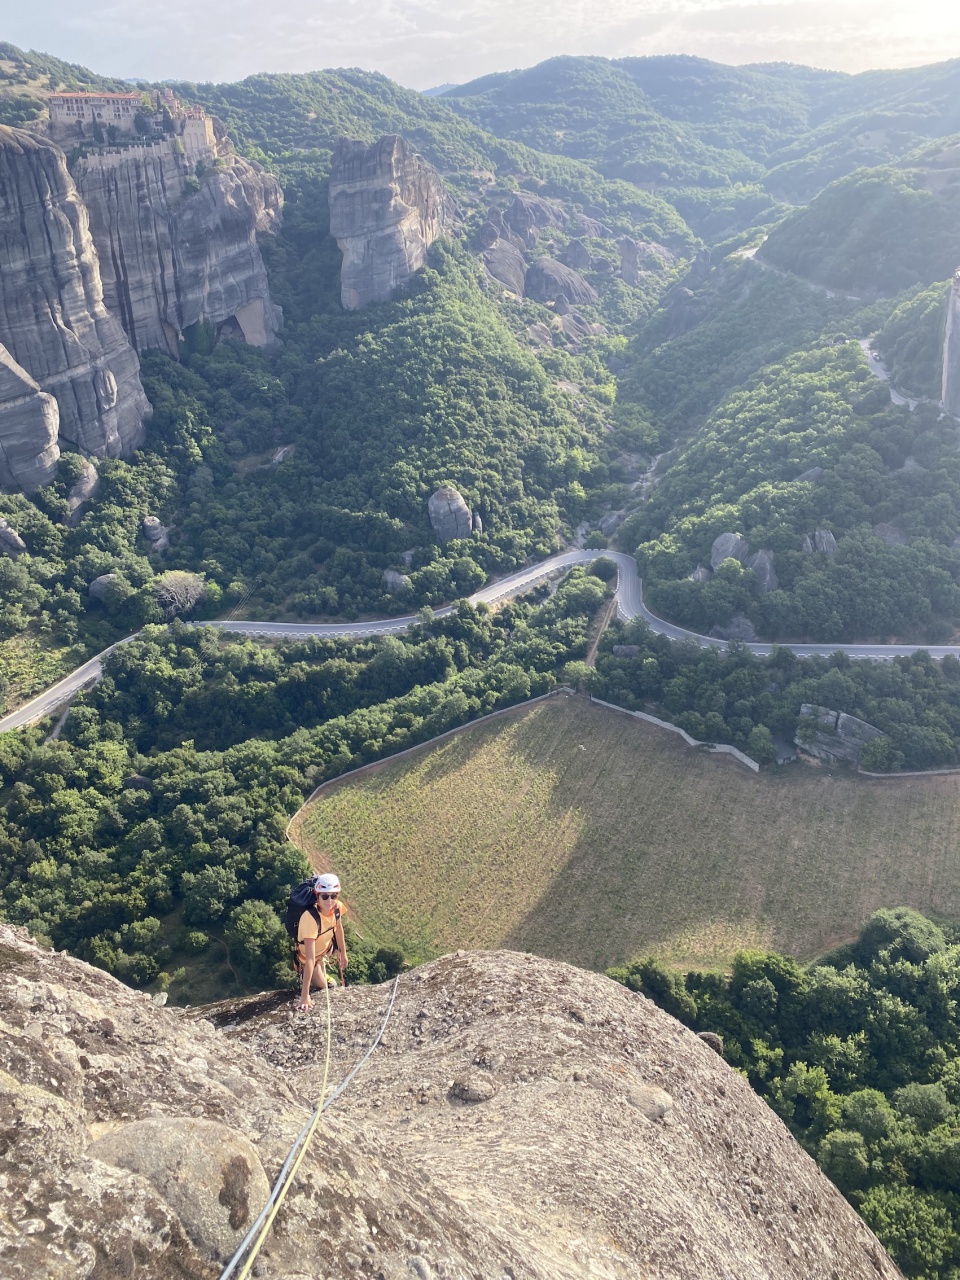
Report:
219,972,400,1280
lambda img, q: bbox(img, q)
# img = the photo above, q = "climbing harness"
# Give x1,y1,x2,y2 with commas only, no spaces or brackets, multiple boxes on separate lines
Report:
218,973,400,1280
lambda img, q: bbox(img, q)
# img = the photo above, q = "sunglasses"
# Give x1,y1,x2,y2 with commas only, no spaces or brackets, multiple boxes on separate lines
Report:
318,892,339,900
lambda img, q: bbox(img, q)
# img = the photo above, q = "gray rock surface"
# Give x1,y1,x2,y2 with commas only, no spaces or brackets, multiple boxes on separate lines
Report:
88,571,120,600
0,126,149,462
560,238,592,270
73,142,282,355
524,258,598,306
599,509,625,536
0,517,27,558
502,193,564,246
942,268,960,417
383,568,412,592
709,613,759,642
0,928,903,1280
329,135,456,310
795,703,884,765
482,239,526,295
89,1117,271,1258
0,343,60,491
428,485,472,542
813,529,838,555
612,644,641,658
472,512,483,534
619,237,672,285
747,549,779,593
710,531,750,570
689,564,712,584
65,458,100,523
795,466,824,484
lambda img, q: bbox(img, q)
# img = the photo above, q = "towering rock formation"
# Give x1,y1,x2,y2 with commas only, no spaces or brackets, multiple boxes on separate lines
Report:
0,344,60,491
0,126,149,460
942,269,960,417
72,142,283,355
329,135,455,310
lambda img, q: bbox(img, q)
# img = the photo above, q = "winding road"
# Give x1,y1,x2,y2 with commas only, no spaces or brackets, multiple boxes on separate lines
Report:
4,550,960,734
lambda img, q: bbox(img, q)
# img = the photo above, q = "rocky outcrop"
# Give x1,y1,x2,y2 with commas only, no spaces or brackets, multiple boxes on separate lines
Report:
428,484,472,542
73,142,283,355
709,613,759,642
942,268,960,417
560,238,592,270
482,238,527,295
796,704,884,765
0,927,901,1280
65,458,100,524
383,568,411,592
619,237,672,285
747,549,778,593
0,517,27,558
329,135,455,310
524,258,598,306
0,343,60,491
501,192,565,246
710,531,750,570
0,126,149,462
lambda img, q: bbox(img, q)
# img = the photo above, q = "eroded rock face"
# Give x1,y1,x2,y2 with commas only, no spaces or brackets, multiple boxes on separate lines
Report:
0,126,149,460
0,343,60,491
329,135,455,310
482,239,527,295
73,142,283,355
709,613,759,642
942,268,960,417
0,929,902,1280
524,258,598,306
747,549,778,593
796,704,884,764
428,485,472,542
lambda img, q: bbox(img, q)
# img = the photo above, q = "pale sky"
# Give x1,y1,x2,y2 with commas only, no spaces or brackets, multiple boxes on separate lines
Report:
6,0,960,88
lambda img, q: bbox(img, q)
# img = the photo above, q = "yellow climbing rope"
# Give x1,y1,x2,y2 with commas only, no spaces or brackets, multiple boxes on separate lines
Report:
235,970,334,1280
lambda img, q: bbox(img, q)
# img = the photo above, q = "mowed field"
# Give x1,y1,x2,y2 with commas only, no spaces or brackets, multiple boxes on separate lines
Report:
291,696,960,971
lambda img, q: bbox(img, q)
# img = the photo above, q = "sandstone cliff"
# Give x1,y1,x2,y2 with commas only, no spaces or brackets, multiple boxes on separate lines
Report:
72,141,283,355
942,269,960,417
329,135,456,310
0,927,902,1280
0,126,149,460
0,343,60,490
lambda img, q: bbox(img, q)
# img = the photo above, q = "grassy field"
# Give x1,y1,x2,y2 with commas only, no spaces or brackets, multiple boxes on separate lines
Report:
292,695,960,972
0,631,76,713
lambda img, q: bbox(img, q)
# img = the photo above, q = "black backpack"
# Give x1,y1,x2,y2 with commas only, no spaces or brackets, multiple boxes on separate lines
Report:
284,879,341,951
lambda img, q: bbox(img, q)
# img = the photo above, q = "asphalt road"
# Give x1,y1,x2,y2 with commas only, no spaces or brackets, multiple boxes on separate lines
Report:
4,549,960,733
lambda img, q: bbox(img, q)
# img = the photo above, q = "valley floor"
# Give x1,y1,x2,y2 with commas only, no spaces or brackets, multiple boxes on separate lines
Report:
294,695,960,970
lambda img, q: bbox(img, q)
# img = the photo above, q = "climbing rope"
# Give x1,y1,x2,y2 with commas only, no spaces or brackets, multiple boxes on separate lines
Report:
218,972,400,1280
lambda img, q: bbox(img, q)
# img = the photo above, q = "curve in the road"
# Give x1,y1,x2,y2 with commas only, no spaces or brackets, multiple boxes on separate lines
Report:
3,549,960,734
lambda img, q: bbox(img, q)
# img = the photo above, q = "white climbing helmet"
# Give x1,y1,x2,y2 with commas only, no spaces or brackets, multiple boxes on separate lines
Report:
314,873,341,895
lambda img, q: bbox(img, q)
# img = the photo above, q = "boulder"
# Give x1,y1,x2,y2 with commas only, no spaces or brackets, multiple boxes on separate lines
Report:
428,486,472,542
524,259,598,306
795,466,824,484
559,238,591,271
709,614,759,642
688,564,711,584
619,237,671,285
88,572,120,601
710,532,750,571
472,512,483,534
142,515,167,543
795,703,884,765
572,214,611,237
874,522,907,547
813,529,838,555
329,135,456,310
747,549,778,593
66,458,100,524
383,568,412,593
482,239,527,296
801,534,814,553
89,1117,271,1260
0,517,27,558
591,256,613,275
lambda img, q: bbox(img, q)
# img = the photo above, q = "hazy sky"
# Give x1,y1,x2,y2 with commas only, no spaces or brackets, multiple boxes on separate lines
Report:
7,0,960,88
